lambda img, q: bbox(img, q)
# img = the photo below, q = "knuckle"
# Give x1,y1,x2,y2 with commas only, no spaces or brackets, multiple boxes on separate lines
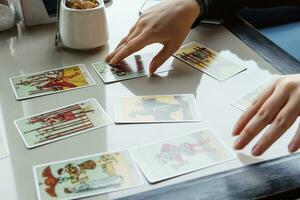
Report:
125,42,135,52
257,108,271,123
138,19,148,28
275,116,289,130
243,127,255,137
281,80,297,91
275,75,284,83
262,133,273,144
250,99,259,109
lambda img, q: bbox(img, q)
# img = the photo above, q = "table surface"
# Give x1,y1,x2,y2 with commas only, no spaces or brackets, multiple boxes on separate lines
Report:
0,0,299,199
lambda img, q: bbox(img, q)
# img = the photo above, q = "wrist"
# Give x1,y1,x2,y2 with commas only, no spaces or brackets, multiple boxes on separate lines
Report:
168,0,201,18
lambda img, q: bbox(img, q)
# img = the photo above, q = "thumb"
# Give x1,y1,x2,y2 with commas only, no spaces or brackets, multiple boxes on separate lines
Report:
149,42,178,75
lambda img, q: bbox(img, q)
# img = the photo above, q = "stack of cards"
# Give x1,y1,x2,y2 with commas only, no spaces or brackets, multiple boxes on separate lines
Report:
232,75,278,111
33,150,143,200
131,128,235,183
173,42,247,81
93,53,173,84
10,64,95,100
114,94,201,123
14,99,112,148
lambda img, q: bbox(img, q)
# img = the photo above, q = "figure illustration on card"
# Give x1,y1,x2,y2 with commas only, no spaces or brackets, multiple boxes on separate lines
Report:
12,65,90,98
128,95,193,121
155,133,224,169
176,44,216,68
23,102,96,144
41,154,123,197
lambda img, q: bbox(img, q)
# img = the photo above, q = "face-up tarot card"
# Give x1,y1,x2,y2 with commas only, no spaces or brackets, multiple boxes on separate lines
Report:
232,75,279,111
114,94,201,123
93,53,173,83
33,150,143,200
173,42,247,81
15,99,112,148
131,128,235,183
10,64,95,100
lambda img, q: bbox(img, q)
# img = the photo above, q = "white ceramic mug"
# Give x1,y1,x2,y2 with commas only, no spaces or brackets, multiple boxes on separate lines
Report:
59,0,109,49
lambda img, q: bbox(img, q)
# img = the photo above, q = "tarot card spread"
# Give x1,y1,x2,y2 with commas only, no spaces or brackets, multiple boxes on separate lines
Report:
232,75,278,111
10,64,95,100
132,129,235,183
15,99,112,148
173,42,247,81
114,94,201,123
93,53,173,83
33,150,142,200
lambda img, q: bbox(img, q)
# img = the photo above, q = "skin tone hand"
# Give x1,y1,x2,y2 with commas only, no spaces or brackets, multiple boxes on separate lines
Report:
232,74,300,156
105,0,200,74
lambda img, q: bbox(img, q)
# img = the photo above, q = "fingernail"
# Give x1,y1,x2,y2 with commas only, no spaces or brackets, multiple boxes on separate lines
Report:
252,144,261,156
232,125,240,136
233,138,242,149
105,55,111,62
110,59,116,65
289,143,297,153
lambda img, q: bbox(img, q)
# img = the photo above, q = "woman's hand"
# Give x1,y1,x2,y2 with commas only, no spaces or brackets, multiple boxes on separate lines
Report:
105,0,200,74
233,74,300,156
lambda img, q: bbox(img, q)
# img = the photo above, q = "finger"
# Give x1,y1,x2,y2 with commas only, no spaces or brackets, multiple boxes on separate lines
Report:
251,98,299,156
116,22,138,49
289,123,300,153
149,42,180,75
105,22,139,62
233,87,289,150
232,81,276,136
109,33,152,65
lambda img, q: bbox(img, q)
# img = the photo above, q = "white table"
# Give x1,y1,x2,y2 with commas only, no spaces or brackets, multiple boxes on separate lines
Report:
0,0,298,199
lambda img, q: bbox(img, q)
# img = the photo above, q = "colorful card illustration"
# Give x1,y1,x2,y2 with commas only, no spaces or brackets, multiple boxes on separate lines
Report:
10,64,95,100
232,75,279,111
173,42,247,81
114,94,201,123
33,150,143,200
131,128,236,183
93,53,173,83
14,99,112,148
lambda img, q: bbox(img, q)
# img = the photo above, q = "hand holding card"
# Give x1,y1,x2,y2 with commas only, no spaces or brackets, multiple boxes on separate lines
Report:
93,53,173,84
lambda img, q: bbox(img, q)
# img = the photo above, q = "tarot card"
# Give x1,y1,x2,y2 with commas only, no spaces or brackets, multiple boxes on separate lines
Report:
114,94,201,123
173,42,247,81
15,99,112,148
10,64,95,100
131,128,236,183
33,150,143,200
93,53,173,83
232,75,279,111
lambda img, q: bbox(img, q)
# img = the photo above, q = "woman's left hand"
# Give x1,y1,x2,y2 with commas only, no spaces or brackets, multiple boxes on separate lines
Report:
232,74,300,156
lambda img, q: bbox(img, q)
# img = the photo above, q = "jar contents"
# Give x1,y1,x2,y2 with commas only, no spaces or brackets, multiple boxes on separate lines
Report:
66,0,99,9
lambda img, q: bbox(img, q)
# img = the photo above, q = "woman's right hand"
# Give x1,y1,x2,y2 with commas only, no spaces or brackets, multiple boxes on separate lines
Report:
105,0,200,74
